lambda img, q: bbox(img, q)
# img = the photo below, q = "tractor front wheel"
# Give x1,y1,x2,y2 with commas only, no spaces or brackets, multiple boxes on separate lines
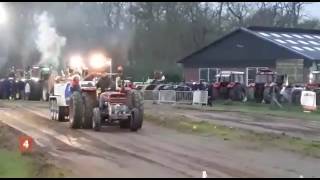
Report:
82,92,97,129
69,91,83,129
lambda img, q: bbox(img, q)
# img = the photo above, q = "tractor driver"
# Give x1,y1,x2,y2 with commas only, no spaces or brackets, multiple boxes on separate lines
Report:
96,72,112,93
96,70,112,111
96,65,124,111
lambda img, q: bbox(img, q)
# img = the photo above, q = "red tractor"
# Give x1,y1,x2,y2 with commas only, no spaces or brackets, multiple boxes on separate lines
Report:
92,69,143,132
247,69,277,103
248,69,285,104
247,69,286,104
211,71,246,101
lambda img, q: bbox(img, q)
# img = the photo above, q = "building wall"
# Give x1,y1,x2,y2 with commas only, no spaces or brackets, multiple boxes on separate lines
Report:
183,67,199,82
183,66,275,84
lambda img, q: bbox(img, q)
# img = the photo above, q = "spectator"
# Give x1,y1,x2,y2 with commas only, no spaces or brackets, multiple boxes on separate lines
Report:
25,82,30,100
208,84,213,106
4,78,10,100
18,80,25,100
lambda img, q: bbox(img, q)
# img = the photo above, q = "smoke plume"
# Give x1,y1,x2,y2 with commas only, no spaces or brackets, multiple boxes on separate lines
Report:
34,11,66,69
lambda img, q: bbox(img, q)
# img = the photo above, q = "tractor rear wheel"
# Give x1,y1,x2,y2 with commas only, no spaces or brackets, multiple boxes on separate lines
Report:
229,84,246,101
128,90,144,130
212,88,219,100
69,91,83,129
58,106,66,122
219,87,228,99
246,87,255,102
29,81,42,101
82,92,97,129
263,87,272,104
92,107,101,131
291,89,302,105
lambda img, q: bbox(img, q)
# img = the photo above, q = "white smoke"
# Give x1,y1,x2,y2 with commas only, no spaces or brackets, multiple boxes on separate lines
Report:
34,11,66,69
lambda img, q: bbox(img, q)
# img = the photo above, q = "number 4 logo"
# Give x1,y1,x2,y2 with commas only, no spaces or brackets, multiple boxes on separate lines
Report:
19,136,33,153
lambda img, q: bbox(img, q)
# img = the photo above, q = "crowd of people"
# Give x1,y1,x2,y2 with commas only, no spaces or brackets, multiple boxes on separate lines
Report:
0,78,31,100
0,67,31,100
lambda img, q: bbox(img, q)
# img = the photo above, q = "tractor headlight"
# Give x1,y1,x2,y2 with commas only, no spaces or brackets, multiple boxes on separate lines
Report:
69,55,84,70
89,53,107,69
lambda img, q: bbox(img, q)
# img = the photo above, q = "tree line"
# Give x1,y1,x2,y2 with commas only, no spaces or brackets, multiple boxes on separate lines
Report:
2,2,319,81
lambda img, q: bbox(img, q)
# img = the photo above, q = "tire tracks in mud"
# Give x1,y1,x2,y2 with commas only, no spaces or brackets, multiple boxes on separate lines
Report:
180,111,320,141
0,102,193,177
1,101,265,178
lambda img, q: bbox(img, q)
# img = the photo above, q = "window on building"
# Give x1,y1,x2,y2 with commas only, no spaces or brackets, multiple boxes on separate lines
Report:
303,35,314,39
199,68,208,82
271,33,281,38
246,67,268,86
302,46,315,51
309,41,320,46
259,32,270,37
275,39,287,44
291,46,304,51
281,34,292,38
287,40,298,44
209,68,220,82
199,68,220,83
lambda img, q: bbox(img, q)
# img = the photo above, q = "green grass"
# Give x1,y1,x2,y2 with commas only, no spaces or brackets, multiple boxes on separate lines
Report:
176,100,320,121
0,125,67,178
145,113,320,158
0,149,67,178
0,150,33,178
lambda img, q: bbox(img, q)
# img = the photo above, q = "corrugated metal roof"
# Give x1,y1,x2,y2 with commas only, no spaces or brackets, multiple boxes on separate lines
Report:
178,26,320,64
248,26,320,60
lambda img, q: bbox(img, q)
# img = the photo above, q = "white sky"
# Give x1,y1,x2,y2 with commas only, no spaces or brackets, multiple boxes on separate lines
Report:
304,2,320,19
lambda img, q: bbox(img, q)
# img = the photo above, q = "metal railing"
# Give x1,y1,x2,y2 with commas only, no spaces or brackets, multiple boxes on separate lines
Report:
141,90,208,105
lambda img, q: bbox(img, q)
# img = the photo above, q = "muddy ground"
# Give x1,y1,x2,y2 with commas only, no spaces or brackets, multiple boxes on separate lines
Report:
0,100,319,178
0,121,66,177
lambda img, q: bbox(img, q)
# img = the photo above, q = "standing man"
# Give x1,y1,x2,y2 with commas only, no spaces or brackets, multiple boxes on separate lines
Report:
24,82,30,100
18,80,25,100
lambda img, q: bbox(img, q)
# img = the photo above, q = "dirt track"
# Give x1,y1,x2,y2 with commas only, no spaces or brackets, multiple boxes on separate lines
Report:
0,100,319,178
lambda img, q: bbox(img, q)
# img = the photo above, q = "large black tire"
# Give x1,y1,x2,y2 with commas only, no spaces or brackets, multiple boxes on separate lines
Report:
58,106,66,122
130,108,140,131
212,88,219,100
291,89,302,105
29,81,42,101
92,107,101,131
219,86,228,99
263,87,272,104
246,87,255,102
82,92,97,129
128,90,144,130
69,91,83,129
229,84,246,101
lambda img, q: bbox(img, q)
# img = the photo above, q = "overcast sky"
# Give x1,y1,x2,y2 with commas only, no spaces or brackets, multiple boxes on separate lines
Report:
304,2,320,19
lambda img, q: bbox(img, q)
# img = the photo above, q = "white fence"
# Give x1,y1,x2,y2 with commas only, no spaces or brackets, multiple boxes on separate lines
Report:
192,90,208,105
176,91,194,104
142,90,207,105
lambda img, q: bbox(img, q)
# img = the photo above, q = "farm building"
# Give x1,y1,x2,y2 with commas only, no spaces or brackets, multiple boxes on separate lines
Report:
177,26,320,86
